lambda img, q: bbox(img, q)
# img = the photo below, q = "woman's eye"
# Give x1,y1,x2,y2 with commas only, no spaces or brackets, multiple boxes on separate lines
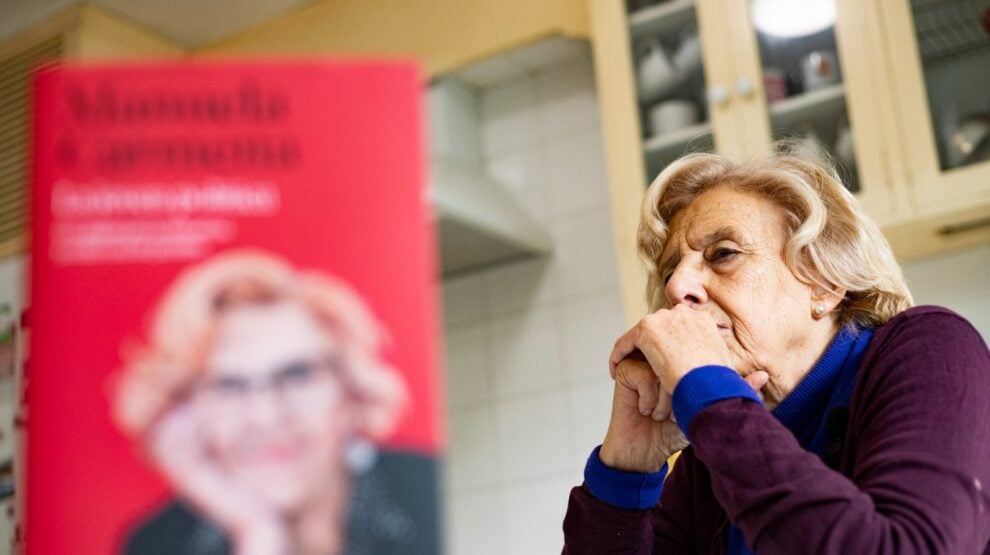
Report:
208,377,249,396
711,249,738,262
279,361,316,383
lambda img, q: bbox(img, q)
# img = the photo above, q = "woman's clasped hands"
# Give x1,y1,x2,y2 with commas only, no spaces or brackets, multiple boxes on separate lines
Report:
600,304,769,474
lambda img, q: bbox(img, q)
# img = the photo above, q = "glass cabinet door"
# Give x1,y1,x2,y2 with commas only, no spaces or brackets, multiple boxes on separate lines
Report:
878,0,990,216
625,0,718,181
743,0,861,192
909,0,990,172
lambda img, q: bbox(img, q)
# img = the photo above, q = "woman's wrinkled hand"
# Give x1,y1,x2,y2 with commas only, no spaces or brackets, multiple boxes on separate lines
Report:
609,304,732,395
599,306,769,473
148,402,288,555
599,354,688,473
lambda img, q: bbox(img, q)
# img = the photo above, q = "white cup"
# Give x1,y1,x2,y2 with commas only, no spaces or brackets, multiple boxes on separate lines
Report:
673,33,702,77
637,38,682,104
649,100,699,136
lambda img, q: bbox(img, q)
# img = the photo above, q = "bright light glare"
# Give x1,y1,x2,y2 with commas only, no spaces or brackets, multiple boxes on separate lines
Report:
751,0,836,38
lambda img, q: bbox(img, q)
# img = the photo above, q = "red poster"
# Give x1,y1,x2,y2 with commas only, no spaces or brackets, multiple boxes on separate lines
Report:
28,60,442,554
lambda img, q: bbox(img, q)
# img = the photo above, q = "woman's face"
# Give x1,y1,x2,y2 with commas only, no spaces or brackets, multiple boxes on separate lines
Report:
658,186,830,403
193,300,355,512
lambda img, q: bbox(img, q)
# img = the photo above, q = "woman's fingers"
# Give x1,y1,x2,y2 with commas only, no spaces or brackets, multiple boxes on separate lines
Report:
652,390,672,422
743,371,769,401
635,368,660,417
615,358,661,417
744,370,769,390
617,359,673,422
609,327,641,379
150,404,281,538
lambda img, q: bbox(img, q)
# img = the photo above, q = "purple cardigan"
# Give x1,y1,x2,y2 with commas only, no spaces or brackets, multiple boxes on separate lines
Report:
563,306,990,554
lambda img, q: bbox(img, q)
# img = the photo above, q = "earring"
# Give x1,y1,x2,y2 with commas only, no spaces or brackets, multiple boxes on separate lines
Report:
814,304,826,317
345,437,378,474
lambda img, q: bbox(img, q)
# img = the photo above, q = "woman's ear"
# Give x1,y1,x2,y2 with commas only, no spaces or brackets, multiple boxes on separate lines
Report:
811,284,846,319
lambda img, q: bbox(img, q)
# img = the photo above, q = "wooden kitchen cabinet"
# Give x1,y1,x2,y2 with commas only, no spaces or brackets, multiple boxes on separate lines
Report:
590,0,990,324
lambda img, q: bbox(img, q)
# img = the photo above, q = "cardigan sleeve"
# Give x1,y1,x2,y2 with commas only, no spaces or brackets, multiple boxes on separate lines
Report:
688,309,990,554
562,446,699,554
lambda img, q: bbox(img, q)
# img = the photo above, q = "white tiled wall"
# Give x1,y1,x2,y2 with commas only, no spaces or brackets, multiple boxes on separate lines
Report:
440,53,626,555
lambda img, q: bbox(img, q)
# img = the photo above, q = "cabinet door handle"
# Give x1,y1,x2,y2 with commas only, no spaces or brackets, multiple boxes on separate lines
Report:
708,84,730,107
735,77,755,100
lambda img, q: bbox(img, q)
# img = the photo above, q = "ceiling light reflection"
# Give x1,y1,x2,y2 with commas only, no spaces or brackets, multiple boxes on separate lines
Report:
751,0,837,38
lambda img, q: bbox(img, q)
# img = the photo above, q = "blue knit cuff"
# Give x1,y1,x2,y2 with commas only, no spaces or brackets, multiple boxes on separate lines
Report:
672,365,762,439
584,445,667,510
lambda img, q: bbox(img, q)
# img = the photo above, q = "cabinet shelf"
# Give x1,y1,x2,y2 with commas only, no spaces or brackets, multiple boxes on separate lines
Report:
629,0,696,42
642,121,712,169
769,83,847,132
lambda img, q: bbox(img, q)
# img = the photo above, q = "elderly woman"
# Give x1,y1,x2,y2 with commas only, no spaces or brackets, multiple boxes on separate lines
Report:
113,250,427,555
563,152,990,553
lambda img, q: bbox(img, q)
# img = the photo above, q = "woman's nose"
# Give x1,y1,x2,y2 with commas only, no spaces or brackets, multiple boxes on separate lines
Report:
244,386,285,427
664,263,708,307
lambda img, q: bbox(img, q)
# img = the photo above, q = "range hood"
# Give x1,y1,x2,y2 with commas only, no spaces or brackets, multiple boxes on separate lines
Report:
429,79,551,276
432,157,551,275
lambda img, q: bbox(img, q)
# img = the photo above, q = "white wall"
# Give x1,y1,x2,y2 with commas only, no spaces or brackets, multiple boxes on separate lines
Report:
901,244,990,340
440,53,626,555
